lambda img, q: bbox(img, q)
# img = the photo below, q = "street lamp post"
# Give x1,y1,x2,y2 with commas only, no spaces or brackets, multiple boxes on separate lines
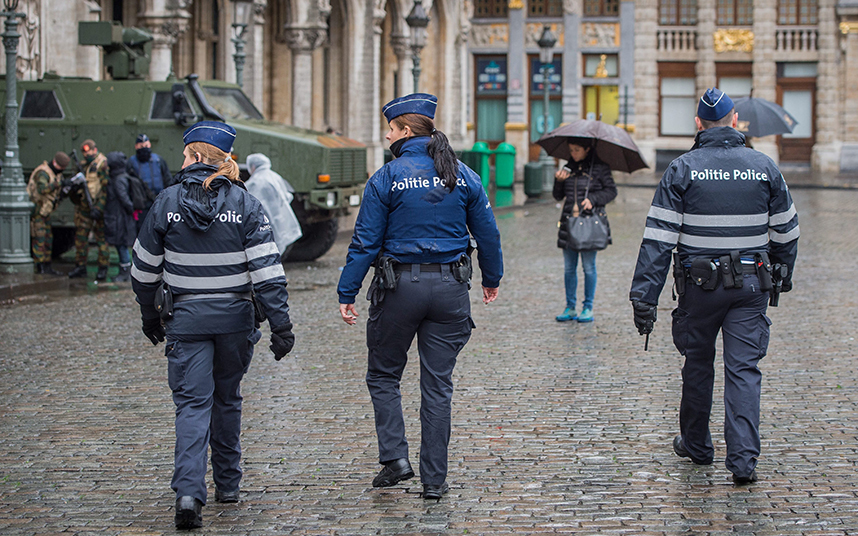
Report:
537,25,557,139
405,0,430,93
536,25,557,192
0,0,32,272
231,0,253,88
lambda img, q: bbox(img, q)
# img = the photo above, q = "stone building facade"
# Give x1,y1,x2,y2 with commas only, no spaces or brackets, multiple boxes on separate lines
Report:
4,0,858,173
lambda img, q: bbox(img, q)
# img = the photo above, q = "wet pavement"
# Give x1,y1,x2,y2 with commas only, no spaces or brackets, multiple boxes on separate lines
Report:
1,182,858,535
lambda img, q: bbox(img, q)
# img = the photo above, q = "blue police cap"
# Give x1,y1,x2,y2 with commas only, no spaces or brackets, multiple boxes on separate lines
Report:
697,88,734,121
382,93,438,123
182,121,236,153
136,133,149,144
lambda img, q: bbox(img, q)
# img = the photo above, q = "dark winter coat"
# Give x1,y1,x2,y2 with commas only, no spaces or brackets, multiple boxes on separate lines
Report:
552,152,617,249
104,151,137,248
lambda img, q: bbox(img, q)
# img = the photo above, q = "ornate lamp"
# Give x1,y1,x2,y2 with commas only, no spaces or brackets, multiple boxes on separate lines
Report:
231,0,253,87
0,0,32,271
405,0,430,93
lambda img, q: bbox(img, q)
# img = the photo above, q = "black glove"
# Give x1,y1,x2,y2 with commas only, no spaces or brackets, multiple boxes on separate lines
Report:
142,317,165,345
269,322,294,361
61,177,73,188
632,301,657,335
780,279,792,293
89,208,103,221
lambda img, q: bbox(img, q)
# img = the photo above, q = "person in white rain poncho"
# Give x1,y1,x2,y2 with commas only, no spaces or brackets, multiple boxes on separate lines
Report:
245,153,302,255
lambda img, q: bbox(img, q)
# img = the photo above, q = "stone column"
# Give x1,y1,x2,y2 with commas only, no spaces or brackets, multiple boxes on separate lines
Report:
138,0,191,82
245,0,268,115
752,0,778,161
696,0,716,93
839,3,858,170
562,0,580,123
390,33,410,97
632,0,659,164
812,0,841,171
505,1,528,171
619,1,636,130
284,27,326,129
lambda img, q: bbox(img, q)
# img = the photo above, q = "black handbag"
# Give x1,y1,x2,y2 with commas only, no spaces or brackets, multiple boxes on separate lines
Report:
565,173,611,251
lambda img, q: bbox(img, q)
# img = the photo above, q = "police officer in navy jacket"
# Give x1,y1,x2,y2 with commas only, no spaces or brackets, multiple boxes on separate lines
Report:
131,121,294,529
337,93,503,500
630,88,799,484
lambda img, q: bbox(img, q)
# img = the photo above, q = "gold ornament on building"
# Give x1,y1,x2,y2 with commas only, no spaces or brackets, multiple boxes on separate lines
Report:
509,0,524,9
713,29,754,53
594,55,608,78
840,22,858,35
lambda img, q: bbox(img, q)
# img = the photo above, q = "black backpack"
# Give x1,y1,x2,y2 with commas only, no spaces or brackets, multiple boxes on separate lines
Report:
127,173,154,211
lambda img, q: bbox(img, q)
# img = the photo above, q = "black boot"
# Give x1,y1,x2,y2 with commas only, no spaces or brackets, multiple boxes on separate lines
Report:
113,264,131,282
37,262,62,276
68,265,88,279
95,265,108,281
174,496,203,529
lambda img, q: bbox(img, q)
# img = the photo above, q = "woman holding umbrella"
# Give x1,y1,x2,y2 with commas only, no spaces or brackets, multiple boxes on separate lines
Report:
552,137,617,323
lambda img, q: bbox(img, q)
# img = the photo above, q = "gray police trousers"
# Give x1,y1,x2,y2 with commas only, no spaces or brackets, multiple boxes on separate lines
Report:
165,328,260,503
672,273,770,478
366,264,474,486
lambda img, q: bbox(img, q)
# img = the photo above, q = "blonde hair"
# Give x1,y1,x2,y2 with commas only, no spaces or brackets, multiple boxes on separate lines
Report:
186,141,240,190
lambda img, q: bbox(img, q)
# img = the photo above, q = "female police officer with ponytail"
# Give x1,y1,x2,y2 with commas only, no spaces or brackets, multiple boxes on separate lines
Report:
131,121,294,529
337,94,503,500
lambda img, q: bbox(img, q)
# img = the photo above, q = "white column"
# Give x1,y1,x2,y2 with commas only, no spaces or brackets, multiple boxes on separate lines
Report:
245,0,268,115
137,0,191,82
284,27,325,129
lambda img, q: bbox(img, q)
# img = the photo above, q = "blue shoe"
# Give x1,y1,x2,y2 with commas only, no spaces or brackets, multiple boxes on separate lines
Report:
555,308,577,322
577,308,594,323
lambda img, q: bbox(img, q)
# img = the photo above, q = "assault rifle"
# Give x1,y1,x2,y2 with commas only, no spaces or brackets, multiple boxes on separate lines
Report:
68,149,94,210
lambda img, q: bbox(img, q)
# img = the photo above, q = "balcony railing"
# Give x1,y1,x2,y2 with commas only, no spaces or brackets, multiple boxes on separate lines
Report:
657,27,697,51
776,26,818,52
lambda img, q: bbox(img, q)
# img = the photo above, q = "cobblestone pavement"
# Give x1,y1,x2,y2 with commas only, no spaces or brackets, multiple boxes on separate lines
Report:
1,186,857,535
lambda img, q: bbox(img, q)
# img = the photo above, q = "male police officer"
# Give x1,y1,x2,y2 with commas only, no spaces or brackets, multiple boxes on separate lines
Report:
629,88,799,484
127,133,172,232
27,151,71,274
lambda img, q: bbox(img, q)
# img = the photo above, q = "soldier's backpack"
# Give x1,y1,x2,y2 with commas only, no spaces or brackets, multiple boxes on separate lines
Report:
127,173,153,211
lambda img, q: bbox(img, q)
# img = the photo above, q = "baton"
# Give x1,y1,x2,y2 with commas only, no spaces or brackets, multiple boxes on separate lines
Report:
644,333,649,352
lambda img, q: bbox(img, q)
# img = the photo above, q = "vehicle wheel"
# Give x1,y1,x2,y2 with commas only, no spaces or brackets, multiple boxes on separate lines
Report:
284,218,338,262
51,227,76,258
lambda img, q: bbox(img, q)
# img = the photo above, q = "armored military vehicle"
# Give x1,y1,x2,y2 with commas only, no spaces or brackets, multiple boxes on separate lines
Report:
2,21,366,261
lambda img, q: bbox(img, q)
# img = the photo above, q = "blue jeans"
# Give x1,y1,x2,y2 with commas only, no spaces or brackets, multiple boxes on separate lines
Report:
562,249,597,311
116,245,131,266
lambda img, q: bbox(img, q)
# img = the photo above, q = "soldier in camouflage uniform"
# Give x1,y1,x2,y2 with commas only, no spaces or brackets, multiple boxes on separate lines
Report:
69,139,110,280
27,151,71,275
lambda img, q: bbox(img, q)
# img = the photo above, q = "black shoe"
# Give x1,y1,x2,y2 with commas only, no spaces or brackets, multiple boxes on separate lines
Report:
732,470,758,484
113,265,131,282
214,488,240,503
422,482,449,500
95,266,108,281
68,265,88,279
36,263,62,276
672,435,713,465
174,496,203,530
372,458,414,488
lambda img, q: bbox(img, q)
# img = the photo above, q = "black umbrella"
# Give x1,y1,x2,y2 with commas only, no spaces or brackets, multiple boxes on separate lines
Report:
733,96,798,138
536,119,649,172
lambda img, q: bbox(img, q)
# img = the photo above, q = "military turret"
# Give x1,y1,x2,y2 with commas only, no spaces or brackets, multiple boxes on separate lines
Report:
1,22,366,261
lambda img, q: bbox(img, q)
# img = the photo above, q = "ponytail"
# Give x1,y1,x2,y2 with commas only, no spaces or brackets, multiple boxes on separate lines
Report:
427,129,459,191
392,113,460,191
185,141,241,190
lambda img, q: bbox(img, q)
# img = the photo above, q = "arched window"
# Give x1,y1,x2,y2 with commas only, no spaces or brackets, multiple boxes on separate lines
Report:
659,0,698,26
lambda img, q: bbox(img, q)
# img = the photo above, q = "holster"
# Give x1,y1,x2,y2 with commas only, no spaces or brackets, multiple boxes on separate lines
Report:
672,252,686,299
453,252,473,289
755,252,773,292
154,281,173,321
367,255,399,306
689,257,719,290
718,251,744,289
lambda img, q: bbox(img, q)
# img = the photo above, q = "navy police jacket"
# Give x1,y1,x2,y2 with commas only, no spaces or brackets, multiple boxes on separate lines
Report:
337,136,503,304
630,127,799,306
131,163,291,334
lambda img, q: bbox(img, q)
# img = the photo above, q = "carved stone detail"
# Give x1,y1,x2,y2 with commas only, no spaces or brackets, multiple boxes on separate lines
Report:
470,23,509,47
17,0,40,80
713,28,754,53
580,22,620,48
283,27,327,52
